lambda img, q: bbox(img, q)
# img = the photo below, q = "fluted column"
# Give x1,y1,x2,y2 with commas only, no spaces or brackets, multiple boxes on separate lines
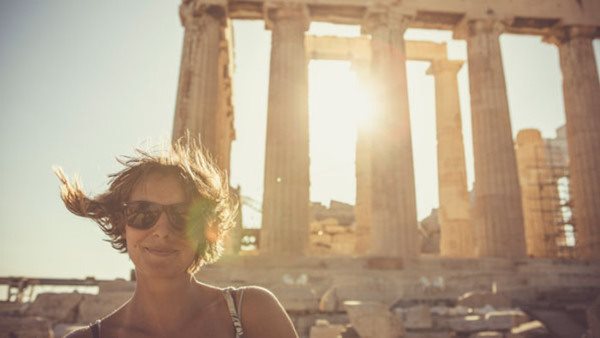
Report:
426,60,475,257
260,5,310,255
364,12,419,258
172,2,225,156
515,129,560,258
466,20,526,258
353,59,373,255
548,26,600,260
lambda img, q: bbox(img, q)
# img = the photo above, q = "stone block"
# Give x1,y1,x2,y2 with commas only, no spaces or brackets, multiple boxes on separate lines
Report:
309,319,346,338
324,224,348,234
344,300,404,338
484,310,529,331
526,308,585,337
0,302,25,315
588,295,600,338
457,291,511,309
469,332,503,338
404,332,452,338
312,233,333,243
447,305,470,316
432,315,452,330
507,320,548,338
24,292,83,324
430,305,450,316
319,287,337,312
291,313,349,338
403,304,433,329
340,326,360,338
366,257,404,270
448,315,487,333
310,221,323,233
97,279,135,294
271,285,319,312
473,305,496,315
330,234,356,255
77,292,131,324
321,218,340,227
320,280,402,312
0,316,53,338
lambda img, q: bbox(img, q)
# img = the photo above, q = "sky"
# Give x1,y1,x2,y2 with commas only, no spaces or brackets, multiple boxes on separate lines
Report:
1,1,599,281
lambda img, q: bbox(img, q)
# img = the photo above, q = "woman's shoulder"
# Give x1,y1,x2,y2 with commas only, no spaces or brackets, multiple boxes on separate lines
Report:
238,285,278,301
236,285,298,338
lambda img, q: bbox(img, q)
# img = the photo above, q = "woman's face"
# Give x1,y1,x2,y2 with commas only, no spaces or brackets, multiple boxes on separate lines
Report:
125,172,199,279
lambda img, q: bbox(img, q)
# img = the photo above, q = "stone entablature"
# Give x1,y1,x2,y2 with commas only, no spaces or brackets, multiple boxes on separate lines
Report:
224,0,600,34
306,35,448,61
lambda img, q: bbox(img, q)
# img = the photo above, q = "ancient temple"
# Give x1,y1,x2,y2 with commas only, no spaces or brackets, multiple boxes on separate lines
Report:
171,0,600,260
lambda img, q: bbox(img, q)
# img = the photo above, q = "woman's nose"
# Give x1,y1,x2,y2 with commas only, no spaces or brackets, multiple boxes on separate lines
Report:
152,211,172,237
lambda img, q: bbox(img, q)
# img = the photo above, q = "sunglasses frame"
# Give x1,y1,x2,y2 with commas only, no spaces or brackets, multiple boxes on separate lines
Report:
121,201,190,232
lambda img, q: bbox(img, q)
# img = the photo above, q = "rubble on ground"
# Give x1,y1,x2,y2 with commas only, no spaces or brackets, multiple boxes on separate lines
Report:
1,258,600,338
0,279,133,337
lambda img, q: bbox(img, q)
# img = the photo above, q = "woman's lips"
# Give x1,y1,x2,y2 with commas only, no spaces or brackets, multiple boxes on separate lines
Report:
144,247,178,257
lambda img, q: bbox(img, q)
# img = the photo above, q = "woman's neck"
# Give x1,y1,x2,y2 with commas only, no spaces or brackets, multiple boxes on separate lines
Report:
125,273,200,333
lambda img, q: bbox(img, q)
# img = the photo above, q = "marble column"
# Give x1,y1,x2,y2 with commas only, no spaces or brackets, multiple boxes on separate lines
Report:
260,5,310,255
353,59,373,255
364,13,419,258
172,2,225,157
426,60,475,257
515,129,560,258
549,26,600,260
465,20,526,258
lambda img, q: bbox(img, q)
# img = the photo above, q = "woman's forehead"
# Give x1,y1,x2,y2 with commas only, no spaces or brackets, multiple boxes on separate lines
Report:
129,172,186,203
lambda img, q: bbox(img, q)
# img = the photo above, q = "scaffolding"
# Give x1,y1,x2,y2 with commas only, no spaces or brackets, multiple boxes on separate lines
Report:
545,141,576,259
522,140,576,259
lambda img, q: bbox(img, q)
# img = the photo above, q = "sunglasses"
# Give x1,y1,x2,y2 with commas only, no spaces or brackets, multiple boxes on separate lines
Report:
122,201,191,232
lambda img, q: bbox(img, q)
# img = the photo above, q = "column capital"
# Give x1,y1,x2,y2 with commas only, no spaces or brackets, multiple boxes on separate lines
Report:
426,59,464,76
543,25,599,45
263,3,310,31
361,8,411,36
453,19,506,39
179,0,227,28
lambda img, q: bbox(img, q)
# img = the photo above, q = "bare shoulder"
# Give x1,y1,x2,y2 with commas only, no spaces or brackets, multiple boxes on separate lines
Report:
240,286,298,338
239,285,288,315
64,327,92,338
240,285,279,305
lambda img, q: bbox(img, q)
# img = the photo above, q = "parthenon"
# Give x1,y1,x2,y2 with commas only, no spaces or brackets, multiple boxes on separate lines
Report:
172,0,600,260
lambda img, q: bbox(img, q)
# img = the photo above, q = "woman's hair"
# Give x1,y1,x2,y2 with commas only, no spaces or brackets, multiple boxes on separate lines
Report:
55,137,238,274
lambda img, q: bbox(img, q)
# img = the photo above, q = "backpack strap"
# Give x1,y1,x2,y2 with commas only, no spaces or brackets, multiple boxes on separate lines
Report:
89,319,101,338
223,287,245,337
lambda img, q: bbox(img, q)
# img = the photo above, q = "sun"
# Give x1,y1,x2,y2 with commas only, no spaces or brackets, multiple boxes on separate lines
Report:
308,59,376,205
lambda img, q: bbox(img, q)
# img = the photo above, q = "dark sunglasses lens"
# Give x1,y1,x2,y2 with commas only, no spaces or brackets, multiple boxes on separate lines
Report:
125,202,161,229
167,204,188,231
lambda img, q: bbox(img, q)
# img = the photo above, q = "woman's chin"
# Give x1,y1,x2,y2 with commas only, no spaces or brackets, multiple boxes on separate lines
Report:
132,257,191,279
134,265,189,280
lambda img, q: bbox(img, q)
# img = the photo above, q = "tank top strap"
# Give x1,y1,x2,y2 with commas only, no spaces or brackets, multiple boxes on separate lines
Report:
223,287,245,338
89,319,101,338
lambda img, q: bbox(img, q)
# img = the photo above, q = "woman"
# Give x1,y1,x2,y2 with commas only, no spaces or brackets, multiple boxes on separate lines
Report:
59,139,298,338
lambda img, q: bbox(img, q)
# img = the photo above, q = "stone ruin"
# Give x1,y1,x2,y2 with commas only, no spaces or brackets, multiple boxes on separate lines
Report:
0,280,133,337
2,260,600,337
174,0,600,261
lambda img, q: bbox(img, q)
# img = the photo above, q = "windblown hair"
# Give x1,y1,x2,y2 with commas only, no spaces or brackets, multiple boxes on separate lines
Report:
55,138,238,274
